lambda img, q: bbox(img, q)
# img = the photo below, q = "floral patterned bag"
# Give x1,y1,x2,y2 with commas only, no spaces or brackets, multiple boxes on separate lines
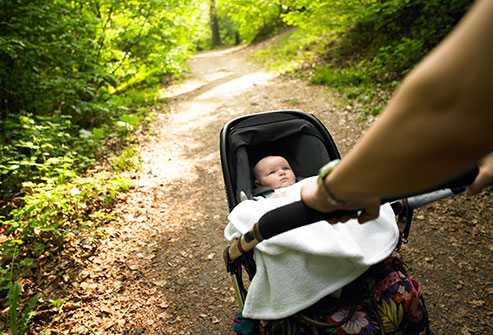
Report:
236,256,430,335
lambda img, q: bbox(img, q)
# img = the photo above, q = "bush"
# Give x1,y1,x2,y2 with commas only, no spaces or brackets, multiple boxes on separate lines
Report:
1,172,131,255
0,114,99,201
0,0,200,124
322,0,474,80
311,67,368,87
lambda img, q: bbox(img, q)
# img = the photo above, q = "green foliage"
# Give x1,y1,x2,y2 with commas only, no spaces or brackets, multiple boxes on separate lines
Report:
47,296,70,312
281,0,368,34
251,28,320,73
0,0,196,240
216,0,291,43
111,84,162,110
192,2,244,50
1,0,102,119
368,38,425,77
1,251,39,335
1,172,132,256
213,0,472,82
199,0,474,76
319,0,474,80
0,108,139,310
0,104,146,202
113,146,142,172
312,0,472,116
311,67,368,87
5,281,39,335
0,114,100,200
0,2,198,331
0,0,201,123
311,65,397,119
245,0,473,118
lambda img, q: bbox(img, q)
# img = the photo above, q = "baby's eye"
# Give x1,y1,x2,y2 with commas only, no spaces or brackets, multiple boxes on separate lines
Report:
268,170,276,175
282,167,291,171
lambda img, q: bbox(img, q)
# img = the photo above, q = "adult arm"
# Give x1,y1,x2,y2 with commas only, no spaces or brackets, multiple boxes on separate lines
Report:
301,0,493,222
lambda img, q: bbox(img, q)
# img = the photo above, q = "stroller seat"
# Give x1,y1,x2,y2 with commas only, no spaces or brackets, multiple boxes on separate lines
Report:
220,110,340,211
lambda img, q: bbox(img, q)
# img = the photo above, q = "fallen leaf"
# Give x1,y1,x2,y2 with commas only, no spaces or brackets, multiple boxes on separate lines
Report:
468,299,485,307
63,302,81,310
154,280,168,287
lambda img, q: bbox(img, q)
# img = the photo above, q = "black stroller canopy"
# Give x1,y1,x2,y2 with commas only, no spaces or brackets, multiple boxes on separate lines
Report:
220,110,341,210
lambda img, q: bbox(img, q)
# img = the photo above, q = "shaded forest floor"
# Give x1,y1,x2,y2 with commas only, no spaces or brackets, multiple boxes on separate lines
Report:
18,39,492,334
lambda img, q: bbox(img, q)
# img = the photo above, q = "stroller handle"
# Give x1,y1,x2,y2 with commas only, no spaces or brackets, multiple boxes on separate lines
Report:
227,166,478,261
259,165,478,240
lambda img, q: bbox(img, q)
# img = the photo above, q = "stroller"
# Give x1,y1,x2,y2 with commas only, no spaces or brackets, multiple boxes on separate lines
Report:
220,110,477,335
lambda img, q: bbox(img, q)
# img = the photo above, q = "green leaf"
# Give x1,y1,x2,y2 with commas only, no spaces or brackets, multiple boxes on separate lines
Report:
20,293,40,332
119,115,140,126
92,128,105,139
7,281,22,334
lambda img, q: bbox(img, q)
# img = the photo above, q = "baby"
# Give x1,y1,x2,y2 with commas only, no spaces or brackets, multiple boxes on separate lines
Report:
253,156,296,197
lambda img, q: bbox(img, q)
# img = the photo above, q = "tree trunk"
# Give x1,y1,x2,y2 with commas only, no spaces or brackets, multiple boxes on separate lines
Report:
209,0,222,47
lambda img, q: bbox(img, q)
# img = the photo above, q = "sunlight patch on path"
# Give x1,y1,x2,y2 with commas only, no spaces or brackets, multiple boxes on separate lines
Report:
162,45,252,100
139,57,275,190
197,72,274,99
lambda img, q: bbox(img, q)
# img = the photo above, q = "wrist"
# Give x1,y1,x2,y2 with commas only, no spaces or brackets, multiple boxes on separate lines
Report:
318,160,353,206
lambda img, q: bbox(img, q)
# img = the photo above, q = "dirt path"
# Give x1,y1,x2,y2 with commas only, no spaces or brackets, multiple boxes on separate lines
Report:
35,43,491,335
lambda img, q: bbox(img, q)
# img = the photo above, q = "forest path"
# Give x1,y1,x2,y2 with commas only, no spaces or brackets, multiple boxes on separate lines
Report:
42,41,359,335
41,41,491,335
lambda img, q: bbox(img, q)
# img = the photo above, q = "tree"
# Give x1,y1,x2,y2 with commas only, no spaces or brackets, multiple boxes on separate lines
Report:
0,0,202,124
210,0,222,46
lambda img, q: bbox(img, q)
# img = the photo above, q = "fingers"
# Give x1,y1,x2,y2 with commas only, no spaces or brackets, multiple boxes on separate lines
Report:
466,152,493,195
467,172,492,195
327,213,357,224
326,206,379,224
358,206,380,224
301,179,381,224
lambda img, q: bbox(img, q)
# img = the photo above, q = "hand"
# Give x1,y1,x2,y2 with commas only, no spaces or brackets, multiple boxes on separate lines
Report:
467,152,493,195
300,178,381,224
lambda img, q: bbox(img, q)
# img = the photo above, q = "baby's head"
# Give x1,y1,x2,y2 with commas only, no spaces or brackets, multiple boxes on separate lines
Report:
253,155,296,189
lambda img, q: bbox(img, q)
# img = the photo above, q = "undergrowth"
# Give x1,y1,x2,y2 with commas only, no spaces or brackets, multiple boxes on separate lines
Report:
251,29,321,74
310,65,399,120
250,27,398,119
251,0,473,120
0,84,158,333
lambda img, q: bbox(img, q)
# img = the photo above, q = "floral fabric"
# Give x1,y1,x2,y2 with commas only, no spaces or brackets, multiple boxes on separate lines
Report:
241,257,429,335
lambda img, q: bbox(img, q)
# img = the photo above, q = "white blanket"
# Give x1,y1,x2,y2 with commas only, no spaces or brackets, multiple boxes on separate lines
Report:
224,176,399,320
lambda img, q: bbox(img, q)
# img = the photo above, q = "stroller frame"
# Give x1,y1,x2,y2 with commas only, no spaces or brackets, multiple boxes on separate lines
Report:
220,110,343,309
220,110,478,334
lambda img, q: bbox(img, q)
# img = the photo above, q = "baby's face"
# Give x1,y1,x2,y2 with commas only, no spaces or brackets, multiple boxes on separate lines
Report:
254,156,296,189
